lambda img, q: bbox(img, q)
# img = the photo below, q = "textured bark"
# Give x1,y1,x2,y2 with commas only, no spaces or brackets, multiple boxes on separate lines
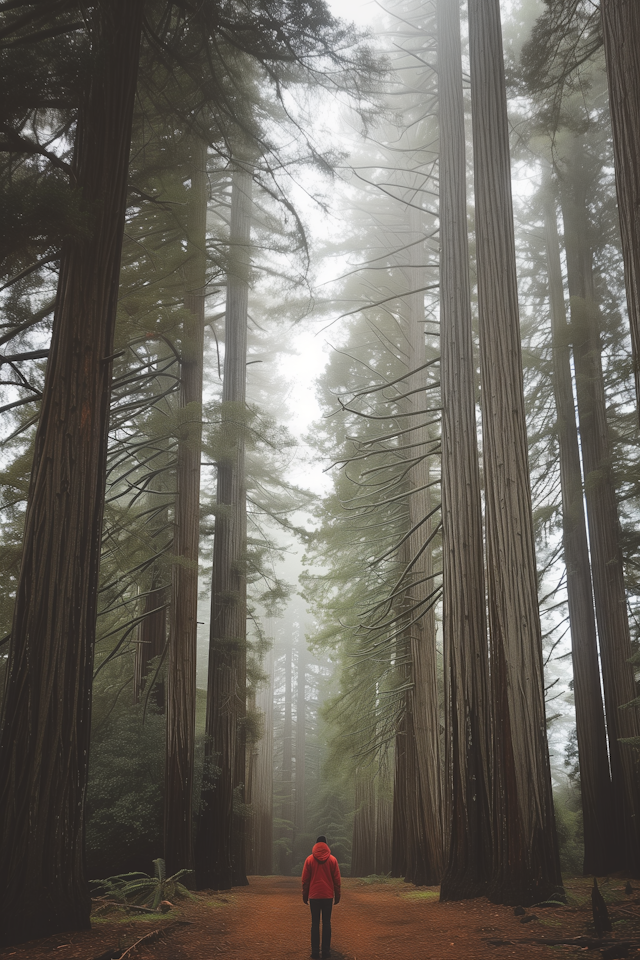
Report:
468,0,563,905
0,2,143,944
601,0,640,422
405,226,443,886
351,682,385,878
390,204,443,886
402,694,430,886
374,768,393,876
542,178,616,876
558,146,640,876
351,771,377,877
437,0,493,903
390,590,430,886
196,163,252,890
295,641,306,836
248,640,274,875
165,137,207,877
390,691,408,880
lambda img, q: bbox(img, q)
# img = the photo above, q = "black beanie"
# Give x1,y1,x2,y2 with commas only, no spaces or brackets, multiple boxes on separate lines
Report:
316,835,327,843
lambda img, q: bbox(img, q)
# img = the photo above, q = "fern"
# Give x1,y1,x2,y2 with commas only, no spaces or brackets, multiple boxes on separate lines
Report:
91,858,193,909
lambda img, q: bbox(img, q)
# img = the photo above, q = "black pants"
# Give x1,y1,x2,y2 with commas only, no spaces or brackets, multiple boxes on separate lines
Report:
309,898,333,957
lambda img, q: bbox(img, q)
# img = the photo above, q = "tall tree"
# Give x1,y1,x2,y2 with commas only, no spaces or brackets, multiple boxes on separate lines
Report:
0,1,144,944
600,0,640,421
352,767,377,877
391,670,410,880
400,206,443,886
165,135,207,876
295,638,307,838
541,174,616,875
437,0,492,903
247,635,274,875
520,0,640,877
197,162,253,890
280,639,294,875
468,0,563,905
557,135,640,875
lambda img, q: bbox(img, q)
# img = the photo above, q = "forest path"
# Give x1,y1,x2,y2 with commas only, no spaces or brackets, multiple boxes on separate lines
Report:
157,876,591,960
0,875,625,960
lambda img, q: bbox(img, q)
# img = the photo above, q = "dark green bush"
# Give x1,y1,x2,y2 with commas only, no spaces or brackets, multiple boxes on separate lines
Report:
86,701,164,879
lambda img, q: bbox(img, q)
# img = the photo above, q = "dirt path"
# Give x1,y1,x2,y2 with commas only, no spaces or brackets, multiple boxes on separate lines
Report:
209,877,584,960
1,875,639,960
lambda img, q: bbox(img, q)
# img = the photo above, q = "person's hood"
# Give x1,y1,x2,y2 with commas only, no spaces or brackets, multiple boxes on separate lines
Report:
312,842,331,861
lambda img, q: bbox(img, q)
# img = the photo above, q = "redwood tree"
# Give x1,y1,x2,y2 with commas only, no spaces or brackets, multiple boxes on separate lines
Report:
0,1,144,944
196,163,253,890
468,0,563,905
437,0,492,902
541,175,616,876
601,0,640,422
247,637,274,875
295,639,307,838
165,136,207,876
558,137,640,875
402,208,443,886
280,640,294,876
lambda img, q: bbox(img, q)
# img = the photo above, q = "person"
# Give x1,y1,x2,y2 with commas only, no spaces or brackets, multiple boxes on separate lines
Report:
301,835,341,960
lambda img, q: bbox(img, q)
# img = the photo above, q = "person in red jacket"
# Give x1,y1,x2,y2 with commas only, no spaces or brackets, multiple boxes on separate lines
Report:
301,835,341,959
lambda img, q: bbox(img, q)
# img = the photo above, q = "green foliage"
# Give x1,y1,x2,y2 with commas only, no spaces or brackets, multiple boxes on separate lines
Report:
355,874,396,885
554,787,584,876
401,888,439,899
90,858,193,910
85,700,164,879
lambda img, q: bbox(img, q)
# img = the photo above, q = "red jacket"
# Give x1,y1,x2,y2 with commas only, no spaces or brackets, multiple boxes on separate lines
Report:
302,842,341,902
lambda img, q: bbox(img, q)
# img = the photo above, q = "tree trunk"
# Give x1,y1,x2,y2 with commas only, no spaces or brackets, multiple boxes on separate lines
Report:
402,694,429,886
403,207,443,886
390,631,425,886
375,763,393,876
542,177,616,876
196,162,252,890
250,636,274,875
245,683,257,874
351,769,377,877
601,0,640,423
390,689,408,880
468,0,563,905
280,641,293,876
351,676,380,878
559,144,640,876
0,2,143,944
389,204,443,887
295,639,306,838
437,0,493,903
164,136,207,877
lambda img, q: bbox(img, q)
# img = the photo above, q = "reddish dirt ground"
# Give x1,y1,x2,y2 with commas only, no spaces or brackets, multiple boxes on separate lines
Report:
2,876,640,960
